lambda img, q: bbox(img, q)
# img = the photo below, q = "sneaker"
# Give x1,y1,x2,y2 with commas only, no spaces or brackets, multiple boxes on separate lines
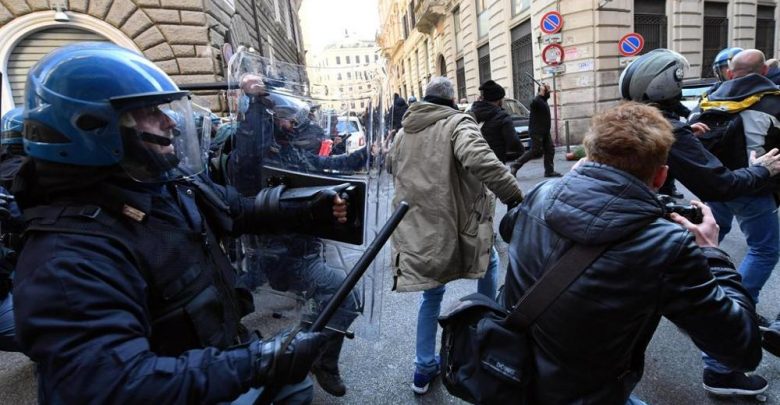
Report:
544,171,563,178
702,369,768,396
412,369,440,395
312,366,347,397
411,357,441,395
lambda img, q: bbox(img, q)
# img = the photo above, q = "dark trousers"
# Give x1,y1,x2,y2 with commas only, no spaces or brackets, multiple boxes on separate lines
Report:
512,131,555,174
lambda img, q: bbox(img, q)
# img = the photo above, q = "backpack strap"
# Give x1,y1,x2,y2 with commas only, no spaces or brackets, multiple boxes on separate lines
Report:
504,243,609,331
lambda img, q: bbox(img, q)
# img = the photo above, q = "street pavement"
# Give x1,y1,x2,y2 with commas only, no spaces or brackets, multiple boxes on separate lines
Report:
2,147,780,405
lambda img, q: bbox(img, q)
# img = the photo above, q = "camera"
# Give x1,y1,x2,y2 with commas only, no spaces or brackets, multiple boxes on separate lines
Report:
657,194,703,224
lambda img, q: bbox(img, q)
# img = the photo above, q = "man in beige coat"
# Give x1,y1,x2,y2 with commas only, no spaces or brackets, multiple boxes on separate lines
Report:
388,76,524,395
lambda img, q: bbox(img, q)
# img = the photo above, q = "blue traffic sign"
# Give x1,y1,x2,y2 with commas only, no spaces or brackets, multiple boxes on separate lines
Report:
619,33,645,57
540,11,563,35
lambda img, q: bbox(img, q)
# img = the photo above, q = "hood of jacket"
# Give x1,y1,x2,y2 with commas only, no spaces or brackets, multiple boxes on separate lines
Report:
401,101,462,133
470,100,509,124
543,162,664,245
701,74,780,113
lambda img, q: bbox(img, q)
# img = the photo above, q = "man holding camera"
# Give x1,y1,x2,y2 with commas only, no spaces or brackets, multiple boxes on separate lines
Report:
500,102,762,404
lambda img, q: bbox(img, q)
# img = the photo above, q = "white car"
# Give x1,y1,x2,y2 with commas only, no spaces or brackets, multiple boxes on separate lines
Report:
336,116,366,154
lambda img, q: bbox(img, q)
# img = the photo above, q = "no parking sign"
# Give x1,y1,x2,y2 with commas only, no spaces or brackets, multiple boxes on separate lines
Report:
618,33,645,57
540,11,563,35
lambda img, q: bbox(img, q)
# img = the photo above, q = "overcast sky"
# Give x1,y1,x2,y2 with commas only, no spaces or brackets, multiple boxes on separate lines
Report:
299,0,379,53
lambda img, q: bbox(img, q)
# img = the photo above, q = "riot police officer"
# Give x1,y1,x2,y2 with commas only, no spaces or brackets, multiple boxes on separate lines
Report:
0,108,24,353
225,75,368,397
12,43,348,404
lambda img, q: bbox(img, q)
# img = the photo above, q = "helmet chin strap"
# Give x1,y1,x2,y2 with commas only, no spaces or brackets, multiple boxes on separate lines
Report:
138,131,174,146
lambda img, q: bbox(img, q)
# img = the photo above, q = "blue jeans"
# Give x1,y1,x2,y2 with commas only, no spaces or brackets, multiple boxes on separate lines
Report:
704,194,779,373
0,293,16,352
709,194,780,303
414,247,499,375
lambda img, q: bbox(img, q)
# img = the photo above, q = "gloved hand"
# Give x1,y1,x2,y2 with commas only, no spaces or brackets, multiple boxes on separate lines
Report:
296,187,348,225
250,329,327,387
253,184,350,228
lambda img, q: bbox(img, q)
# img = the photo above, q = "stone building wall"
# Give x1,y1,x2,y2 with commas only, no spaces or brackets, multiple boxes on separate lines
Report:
0,0,304,113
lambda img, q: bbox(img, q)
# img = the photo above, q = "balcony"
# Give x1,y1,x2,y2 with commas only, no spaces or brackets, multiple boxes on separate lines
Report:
414,0,448,35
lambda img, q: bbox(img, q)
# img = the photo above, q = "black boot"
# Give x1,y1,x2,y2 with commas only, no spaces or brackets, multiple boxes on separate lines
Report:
312,334,347,397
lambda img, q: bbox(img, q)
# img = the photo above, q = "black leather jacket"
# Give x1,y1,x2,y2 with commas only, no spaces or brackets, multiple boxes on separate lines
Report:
501,163,761,404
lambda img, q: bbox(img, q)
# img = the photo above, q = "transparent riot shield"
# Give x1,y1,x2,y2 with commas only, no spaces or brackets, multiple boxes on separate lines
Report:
227,49,390,340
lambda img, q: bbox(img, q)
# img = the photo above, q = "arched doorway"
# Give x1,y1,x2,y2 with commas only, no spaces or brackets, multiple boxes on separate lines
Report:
438,54,446,76
8,27,110,106
0,11,138,114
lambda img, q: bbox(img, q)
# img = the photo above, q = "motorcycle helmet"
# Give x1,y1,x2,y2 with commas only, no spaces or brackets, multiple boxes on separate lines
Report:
619,48,690,104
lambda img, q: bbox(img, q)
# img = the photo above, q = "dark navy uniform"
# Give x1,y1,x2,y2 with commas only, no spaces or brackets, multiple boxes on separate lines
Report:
13,174,284,403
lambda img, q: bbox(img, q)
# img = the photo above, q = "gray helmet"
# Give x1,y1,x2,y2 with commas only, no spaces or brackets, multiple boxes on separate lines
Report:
619,49,690,103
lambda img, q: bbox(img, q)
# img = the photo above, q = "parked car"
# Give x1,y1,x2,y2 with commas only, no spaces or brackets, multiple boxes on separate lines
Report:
502,98,531,153
680,78,717,119
336,116,366,154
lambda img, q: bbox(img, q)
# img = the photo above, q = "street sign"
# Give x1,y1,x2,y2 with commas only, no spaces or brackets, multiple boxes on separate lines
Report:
542,43,565,66
618,33,644,57
540,11,564,35
541,33,563,45
543,65,566,75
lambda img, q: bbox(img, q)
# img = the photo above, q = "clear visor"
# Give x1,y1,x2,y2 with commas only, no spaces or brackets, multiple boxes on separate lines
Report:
1,116,22,133
118,96,204,182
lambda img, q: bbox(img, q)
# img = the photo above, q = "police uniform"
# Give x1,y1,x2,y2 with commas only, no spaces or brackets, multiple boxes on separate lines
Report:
13,43,329,404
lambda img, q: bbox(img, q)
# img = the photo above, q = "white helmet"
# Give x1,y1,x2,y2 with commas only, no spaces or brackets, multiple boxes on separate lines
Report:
619,49,690,103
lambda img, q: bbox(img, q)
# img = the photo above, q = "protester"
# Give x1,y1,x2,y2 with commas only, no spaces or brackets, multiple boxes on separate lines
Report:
471,80,524,164
387,76,523,395
509,82,561,177
501,101,763,404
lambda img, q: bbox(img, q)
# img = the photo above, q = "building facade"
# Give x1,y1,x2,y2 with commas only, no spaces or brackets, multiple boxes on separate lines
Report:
306,38,382,112
378,0,780,143
0,0,305,115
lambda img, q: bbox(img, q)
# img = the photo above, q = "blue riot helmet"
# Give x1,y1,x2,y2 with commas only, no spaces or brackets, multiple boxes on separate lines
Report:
23,42,204,182
713,47,743,81
1,107,23,146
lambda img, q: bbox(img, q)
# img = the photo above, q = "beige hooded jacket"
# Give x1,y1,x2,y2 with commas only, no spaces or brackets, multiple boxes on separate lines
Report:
388,101,523,292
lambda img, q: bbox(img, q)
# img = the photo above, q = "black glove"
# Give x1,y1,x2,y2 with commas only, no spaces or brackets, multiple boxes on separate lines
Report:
250,329,327,387
252,183,349,229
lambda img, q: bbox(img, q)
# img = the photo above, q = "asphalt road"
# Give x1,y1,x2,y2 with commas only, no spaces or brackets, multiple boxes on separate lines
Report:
2,147,780,405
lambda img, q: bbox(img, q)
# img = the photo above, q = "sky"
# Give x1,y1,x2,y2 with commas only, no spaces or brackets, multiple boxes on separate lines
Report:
299,0,380,53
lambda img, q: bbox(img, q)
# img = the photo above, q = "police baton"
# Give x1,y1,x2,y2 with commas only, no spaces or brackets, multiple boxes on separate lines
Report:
524,72,543,88
257,201,409,404
310,200,408,332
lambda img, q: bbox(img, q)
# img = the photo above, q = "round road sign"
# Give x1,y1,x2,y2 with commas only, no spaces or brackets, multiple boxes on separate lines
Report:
542,43,565,66
618,33,645,57
540,11,564,34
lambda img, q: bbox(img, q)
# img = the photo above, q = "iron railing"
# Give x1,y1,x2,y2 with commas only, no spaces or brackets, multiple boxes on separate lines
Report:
511,33,534,107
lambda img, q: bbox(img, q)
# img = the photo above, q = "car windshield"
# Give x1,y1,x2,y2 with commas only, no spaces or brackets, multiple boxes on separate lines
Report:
336,120,359,133
682,87,708,98
503,99,530,118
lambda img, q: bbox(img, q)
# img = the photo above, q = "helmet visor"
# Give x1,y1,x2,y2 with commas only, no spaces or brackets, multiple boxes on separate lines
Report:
118,96,204,182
